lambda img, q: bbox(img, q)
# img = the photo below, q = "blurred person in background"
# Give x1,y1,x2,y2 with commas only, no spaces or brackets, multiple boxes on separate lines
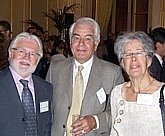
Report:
0,33,8,70
50,40,66,63
0,20,12,69
149,27,165,82
0,20,11,41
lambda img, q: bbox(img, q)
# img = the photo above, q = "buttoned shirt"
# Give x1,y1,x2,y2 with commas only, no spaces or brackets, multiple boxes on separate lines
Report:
9,66,36,109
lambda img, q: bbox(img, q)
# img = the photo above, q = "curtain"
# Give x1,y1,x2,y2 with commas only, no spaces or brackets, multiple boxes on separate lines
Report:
47,0,112,36
160,0,165,27
95,0,113,39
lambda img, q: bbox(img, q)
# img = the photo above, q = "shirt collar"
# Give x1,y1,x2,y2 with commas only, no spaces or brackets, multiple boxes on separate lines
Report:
74,56,94,69
154,53,163,65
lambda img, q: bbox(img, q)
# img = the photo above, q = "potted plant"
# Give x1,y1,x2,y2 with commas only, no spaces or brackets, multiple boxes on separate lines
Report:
43,3,80,39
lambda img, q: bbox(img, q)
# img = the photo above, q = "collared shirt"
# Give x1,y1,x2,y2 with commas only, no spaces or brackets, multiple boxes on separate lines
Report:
9,66,36,110
73,56,93,96
155,53,163,66
73,56,99,129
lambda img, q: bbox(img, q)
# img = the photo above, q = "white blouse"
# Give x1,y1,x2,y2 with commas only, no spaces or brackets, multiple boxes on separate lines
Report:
110,83,164,136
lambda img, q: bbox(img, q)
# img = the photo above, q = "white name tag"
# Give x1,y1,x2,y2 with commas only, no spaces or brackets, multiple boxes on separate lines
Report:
137,93,153,105
96,87,106,104
40,101,49,113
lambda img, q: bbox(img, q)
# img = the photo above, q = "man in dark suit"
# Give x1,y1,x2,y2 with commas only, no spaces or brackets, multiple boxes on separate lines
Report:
149,27,165,82
46,17,124,136
0,32,52,136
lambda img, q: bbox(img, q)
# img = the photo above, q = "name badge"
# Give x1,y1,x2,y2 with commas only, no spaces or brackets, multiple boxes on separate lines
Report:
96,87,106,104
137,93,153,105
40,101,49,113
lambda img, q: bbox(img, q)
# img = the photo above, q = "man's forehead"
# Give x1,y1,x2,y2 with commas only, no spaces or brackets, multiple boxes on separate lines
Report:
73,24,94,34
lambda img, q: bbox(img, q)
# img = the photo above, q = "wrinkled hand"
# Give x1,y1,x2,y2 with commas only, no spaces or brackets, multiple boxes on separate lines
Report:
71,115,96,136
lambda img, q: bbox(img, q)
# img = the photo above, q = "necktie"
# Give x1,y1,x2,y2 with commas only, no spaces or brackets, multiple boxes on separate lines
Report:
66,65,84,135
20,79,37,136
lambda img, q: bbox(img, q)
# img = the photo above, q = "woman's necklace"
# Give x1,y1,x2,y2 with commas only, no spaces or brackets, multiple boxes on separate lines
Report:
131,78,155,93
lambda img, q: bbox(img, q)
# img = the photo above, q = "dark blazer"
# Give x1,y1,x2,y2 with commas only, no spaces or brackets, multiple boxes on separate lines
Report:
46,56,124,136
0,67,53,136
149,55,162,81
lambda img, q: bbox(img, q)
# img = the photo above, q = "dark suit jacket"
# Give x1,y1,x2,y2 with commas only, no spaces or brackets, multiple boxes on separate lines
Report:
46,56,124,136
0,67,53,136
149,55,163,81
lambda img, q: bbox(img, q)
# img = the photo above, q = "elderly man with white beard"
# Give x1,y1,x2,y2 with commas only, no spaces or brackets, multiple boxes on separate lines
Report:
0,32,53,136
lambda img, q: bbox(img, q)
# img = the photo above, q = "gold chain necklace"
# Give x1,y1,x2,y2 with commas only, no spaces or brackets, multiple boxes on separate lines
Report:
131,78,155,93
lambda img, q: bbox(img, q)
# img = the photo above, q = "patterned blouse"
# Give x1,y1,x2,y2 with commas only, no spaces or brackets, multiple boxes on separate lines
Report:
110,83,164,136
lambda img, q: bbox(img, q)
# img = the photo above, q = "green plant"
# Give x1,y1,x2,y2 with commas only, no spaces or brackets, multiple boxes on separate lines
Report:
43,3,80,33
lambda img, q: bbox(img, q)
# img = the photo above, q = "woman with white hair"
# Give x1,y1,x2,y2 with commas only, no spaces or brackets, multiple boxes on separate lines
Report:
110,31,165,136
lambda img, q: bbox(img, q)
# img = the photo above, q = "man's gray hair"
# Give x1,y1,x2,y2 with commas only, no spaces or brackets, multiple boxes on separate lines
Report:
69,17,100,44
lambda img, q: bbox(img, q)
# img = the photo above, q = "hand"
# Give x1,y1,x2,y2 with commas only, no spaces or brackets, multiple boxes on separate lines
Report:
71,115,96,136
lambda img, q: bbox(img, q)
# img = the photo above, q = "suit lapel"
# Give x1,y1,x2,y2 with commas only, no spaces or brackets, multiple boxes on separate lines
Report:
63,57,74,103
2,67,24,112
81,57,102,110
63,57,103,111
32,76,39,112
32,76,44,131
153,56,161,68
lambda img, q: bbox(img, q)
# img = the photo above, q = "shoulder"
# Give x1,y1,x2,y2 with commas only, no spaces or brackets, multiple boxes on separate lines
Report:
111,83,125,98
33,75,53,88
33,75,53,98
50,57,72,68
94,57,124,82
0,67,10,80
51,54,66,63
48,57,73,76
112,83,125,92
95,57,122,77
94,56,121,70
151,55,161,66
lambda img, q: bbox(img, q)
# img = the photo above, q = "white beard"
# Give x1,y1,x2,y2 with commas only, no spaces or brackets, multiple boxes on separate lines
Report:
9,58,37,78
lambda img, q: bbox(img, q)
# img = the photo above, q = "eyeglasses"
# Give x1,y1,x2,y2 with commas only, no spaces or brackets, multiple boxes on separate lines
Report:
122,51,147,59
12,47,40,58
